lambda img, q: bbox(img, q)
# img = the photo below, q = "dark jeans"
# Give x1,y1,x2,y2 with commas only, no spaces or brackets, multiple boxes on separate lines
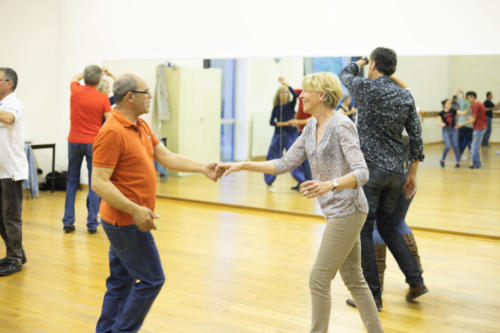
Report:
482,117,492,146
458,126,473,154
373,193,414,245
0,179,25,265
360,164,423,300
97,220,165,333
62,142,100,229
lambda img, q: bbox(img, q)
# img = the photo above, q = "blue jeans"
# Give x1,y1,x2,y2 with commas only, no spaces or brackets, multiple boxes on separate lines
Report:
360,164,423,300
97,221,165,333
471,129,486,168
62,142,100,229
482,117,492,146
264,132,306,185
441,127,461,163
458,126,473,154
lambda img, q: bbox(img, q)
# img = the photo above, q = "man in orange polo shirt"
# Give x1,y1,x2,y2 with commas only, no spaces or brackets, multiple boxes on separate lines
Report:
62,65,112,234
92,73,220,333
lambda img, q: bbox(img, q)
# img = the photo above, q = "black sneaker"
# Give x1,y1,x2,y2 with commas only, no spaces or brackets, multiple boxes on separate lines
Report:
439,160,445,168
291,184,300,191
0,256,26,265
63,225,75,233
87,228,97,234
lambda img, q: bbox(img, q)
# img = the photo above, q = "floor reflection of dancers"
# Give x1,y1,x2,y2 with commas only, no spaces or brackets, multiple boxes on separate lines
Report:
264,77,306,192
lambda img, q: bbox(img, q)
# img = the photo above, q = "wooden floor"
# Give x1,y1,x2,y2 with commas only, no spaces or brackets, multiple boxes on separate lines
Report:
0,190,500,332
158,143,500,239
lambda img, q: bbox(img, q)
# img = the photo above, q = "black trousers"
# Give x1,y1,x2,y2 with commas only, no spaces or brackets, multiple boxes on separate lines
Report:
0,179,24,265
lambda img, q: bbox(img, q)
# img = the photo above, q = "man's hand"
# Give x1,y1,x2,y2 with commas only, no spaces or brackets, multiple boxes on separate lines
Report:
201,162,220,181
299,180,332,199
402,174,417,199
455,123,464,129
217,162,244,177
356,57,369,68
132,206,158,232
102,66,115,79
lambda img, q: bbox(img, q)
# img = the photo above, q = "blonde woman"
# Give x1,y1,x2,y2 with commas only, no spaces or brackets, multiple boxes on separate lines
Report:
219,72,383,333
264,77,306,191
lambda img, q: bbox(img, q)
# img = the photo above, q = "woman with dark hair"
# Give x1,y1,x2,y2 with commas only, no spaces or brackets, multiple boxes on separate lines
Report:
438,98,461,167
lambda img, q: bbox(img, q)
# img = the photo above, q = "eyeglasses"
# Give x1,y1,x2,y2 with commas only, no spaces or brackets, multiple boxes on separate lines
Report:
130,89,151,95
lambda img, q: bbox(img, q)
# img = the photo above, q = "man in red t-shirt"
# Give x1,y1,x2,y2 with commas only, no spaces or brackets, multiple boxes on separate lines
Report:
62,65,112,234
456,91,487,169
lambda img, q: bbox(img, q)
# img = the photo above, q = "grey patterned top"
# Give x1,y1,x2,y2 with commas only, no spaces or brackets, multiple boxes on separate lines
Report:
272,112,369,218
339,63,424,174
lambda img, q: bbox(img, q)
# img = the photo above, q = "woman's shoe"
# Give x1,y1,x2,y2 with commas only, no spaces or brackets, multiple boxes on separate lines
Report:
439,160,445,168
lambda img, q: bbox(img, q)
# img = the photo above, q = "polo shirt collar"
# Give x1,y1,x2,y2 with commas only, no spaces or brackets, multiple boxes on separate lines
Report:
112,108,137,128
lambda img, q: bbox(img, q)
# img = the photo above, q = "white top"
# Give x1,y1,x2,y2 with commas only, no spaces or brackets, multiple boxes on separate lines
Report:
0,93,29,180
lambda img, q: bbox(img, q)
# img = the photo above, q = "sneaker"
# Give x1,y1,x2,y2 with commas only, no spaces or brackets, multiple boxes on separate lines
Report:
291,183,300,191
439,160,445,168
87,228,97,234
455,163,460,168
63,225,75,233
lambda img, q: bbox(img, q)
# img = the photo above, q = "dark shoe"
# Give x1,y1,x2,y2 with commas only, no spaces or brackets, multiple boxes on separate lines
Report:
346,298,382,312
291,183,300,191
0,256,27,265
439,160,445,168
469,166,475,169
63,225,75,233
0,263,23,276
87,228,97,234
406,284,428,303
455,163,460,168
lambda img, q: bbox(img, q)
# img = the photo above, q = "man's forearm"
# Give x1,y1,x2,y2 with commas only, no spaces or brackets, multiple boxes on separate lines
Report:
0,110,14,125
93,179,141,216
408,161,419,177
158,151,205,173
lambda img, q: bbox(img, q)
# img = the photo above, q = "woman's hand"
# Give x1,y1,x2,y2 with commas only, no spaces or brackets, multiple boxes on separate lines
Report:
217,162,245,177
299,180,333,199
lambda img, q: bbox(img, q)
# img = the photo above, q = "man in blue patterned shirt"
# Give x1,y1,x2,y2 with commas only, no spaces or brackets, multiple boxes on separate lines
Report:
339,47,427,309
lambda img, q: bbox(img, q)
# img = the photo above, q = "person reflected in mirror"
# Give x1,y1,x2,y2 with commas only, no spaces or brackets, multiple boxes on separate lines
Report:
437,98,461,168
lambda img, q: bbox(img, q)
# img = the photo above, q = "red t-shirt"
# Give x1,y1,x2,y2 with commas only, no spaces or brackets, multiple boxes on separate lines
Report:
295,89,311,132
68,82,111,143
471,101,487,130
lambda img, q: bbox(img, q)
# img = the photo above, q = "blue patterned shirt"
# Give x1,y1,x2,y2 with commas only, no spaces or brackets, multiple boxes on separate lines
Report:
339,63,424,174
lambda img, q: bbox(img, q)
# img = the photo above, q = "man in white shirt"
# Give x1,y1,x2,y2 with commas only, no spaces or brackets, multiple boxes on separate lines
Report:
0,67,28,276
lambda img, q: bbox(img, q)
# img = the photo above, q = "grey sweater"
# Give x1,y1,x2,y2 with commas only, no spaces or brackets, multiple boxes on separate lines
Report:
272,112,369,219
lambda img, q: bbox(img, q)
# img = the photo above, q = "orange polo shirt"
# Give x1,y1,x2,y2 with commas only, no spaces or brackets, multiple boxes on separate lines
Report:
92,109,159,226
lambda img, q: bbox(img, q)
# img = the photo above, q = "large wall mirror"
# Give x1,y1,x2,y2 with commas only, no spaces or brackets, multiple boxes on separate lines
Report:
104,55,500,238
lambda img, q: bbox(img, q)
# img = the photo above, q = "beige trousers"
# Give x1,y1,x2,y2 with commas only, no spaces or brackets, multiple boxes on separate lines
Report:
310,211,383,333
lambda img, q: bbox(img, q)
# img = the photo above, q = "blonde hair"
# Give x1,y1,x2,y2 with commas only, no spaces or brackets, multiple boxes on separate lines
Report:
97,79,110,93
302,72,343,109
273,86,290,108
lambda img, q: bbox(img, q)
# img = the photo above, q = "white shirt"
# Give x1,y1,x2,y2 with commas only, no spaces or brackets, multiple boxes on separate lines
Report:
0,92,29,180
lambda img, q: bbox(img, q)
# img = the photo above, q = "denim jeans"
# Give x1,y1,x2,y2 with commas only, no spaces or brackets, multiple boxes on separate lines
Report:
62,142,100,229
0,179,25,265
482,117,492,146
360,163,423,300
97,220,165,333
264,132,306,185
471,129,486,168
458,126,473,154
373,193,414,246
441,127,461,163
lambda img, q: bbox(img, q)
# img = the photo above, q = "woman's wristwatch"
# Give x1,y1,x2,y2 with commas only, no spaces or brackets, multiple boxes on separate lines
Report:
331,179,339,191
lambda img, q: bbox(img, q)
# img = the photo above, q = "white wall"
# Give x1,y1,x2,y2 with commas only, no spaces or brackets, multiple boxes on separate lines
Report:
0,0,64,178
